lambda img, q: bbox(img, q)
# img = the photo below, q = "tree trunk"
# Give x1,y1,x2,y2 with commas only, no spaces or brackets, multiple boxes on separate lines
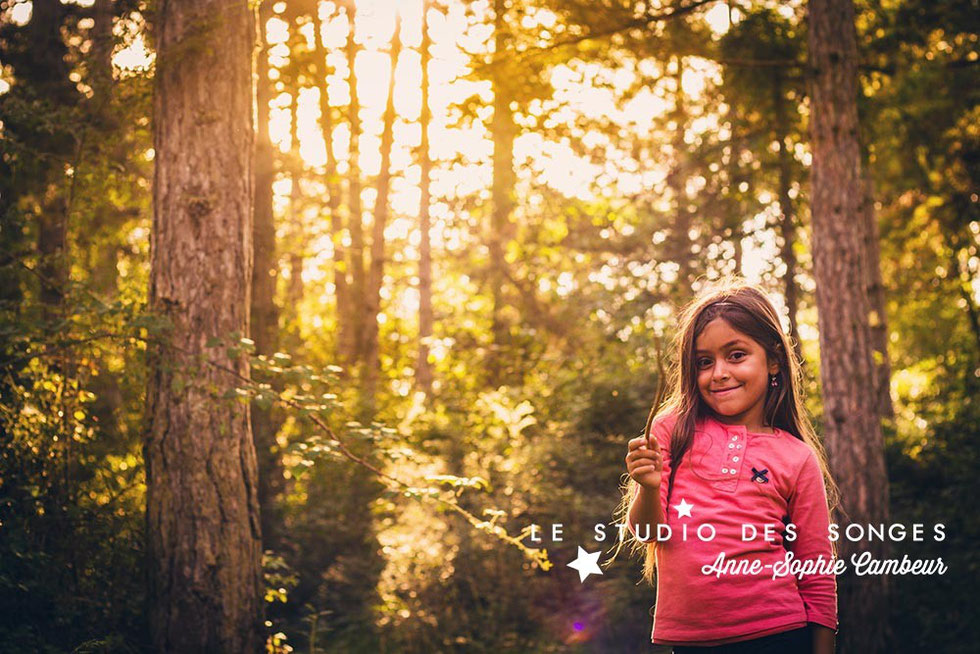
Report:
90,0,114,101
860,170,894,418
252,0,285,550
312,2,352,372
488,0,516,386
950,238,980,379
665,56,694,299
362,15,402,413
727,100,744,278
773,73,804,366
807,1,890,651
37,185,68,327
145,1,263,650
31,0,72,330
285,84,305,320
416,0,435,396
345,2,367,370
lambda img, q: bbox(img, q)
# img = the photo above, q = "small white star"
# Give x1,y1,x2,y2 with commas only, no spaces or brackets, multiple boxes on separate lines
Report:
673,498,694,519
567,546,604,583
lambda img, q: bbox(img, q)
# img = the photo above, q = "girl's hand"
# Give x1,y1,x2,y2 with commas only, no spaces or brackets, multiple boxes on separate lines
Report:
626,432,663,490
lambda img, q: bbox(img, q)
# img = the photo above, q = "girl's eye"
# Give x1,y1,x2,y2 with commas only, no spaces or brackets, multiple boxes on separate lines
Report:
697,352,747,368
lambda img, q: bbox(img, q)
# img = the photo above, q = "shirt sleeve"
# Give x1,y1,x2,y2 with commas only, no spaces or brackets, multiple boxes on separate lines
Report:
786,448,838,632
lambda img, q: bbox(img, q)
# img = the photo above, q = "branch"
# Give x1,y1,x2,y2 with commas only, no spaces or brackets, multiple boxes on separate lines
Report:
471,0,718,71
542,0,719,52
0,305,554,571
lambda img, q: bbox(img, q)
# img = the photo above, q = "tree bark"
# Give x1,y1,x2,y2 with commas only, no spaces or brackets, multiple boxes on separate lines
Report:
807,1,890,651
252,0,285,550
145,1,263,650
416,0,435,396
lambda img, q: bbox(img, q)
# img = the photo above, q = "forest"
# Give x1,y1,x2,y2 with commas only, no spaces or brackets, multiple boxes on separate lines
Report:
0,0,977,652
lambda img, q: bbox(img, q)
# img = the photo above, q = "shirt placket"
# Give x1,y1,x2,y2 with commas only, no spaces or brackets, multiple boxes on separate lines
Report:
714,426,745,490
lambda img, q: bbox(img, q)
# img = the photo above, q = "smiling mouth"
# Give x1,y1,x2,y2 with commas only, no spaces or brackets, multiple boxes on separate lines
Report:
711,386,742,395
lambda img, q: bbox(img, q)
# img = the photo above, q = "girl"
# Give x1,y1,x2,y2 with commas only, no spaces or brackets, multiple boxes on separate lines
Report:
619,279,840,653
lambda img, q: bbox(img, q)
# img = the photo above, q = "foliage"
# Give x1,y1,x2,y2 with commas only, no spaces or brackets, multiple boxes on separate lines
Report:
0,0,977,652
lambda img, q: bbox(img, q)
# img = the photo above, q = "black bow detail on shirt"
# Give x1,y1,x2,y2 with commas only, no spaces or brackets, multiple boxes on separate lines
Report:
751,467,769,483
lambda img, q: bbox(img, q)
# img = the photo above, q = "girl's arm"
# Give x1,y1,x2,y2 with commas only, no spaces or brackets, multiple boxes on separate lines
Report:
786,449,838,639
626,418,672,537
812,623,835,654
628,484,665,537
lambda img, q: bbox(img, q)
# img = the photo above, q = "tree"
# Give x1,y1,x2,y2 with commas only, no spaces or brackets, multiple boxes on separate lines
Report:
807,0,890,650
311,1,352,371
143,0,263,649
487,0,518,387
252,0,286,550
363,13,403,410
719,8,808,363
345,1,367,369
415,0,436,396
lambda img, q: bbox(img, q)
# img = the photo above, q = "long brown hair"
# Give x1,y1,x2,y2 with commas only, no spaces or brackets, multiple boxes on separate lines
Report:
609,276,840,586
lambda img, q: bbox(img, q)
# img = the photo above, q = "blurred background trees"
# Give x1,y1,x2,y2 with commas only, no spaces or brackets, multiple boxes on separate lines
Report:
0,0,977,652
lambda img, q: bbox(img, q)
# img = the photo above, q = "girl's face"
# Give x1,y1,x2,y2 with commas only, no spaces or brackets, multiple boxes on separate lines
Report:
694,317,779,430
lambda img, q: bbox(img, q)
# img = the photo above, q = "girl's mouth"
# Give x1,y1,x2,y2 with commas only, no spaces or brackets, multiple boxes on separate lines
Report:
711,385,742,397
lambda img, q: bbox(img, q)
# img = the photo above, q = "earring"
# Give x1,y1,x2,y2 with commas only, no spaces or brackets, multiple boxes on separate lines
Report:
769,374,779,387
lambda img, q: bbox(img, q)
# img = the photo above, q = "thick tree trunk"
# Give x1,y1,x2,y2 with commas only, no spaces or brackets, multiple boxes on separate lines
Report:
416,0,435,396
807,1,890,651
488,0,516,386
252,0,285,550
362,15,402,412
145,1,263,650
312,3,352,372
345,3,367,370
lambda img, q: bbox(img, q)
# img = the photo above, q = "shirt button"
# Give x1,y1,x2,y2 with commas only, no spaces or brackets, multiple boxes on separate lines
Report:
731,436,738,441
733,456,739,462
736,444,742,449
728,443,735,449
730,469,737,475
722,467,729,473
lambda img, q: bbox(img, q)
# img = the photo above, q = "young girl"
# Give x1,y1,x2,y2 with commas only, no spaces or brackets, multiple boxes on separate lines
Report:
620,280,840,653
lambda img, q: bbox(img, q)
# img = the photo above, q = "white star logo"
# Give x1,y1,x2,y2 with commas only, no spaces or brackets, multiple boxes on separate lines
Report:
673,498,694,519
567,546,604,583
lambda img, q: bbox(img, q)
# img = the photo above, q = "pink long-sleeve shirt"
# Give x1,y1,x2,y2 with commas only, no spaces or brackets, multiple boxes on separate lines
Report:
631,411,838,645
